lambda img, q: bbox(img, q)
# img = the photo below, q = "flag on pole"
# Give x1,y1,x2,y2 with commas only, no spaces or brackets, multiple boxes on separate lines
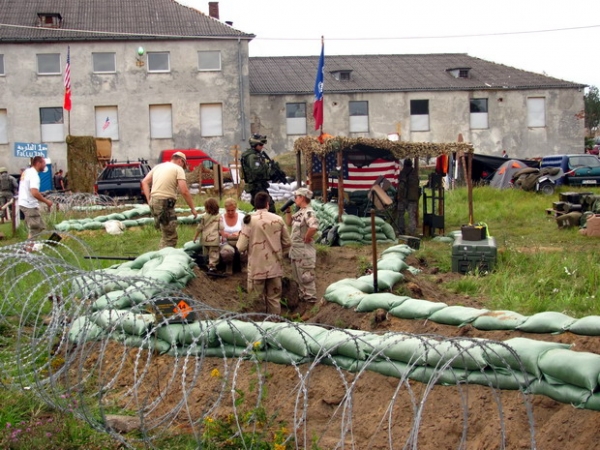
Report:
63,46,71,111
313,39,324,130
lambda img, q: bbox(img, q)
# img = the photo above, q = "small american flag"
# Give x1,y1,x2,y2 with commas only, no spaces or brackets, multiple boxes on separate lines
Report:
312,154,399,192
102,117,110,130
63,46,71,111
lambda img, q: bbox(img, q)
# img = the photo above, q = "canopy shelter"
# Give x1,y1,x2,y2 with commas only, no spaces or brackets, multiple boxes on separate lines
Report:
293,136,475,224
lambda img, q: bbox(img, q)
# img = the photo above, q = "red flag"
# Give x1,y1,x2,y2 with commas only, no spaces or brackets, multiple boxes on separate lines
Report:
63,46,71,111
313,40,324,130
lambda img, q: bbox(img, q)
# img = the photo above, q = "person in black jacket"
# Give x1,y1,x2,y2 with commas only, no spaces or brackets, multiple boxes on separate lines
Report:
396,158,420,236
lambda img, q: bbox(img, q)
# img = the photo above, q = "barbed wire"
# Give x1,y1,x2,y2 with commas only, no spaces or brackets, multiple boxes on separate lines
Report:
0,234,538,449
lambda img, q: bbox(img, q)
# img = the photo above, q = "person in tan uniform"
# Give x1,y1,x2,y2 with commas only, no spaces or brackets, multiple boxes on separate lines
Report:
236,191,291,315
284,187,319,303
193,198,222,273
142,151,197,248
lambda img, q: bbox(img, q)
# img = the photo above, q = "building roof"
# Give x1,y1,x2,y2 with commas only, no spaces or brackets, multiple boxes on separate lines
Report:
0,0,254,42
249,53,586,95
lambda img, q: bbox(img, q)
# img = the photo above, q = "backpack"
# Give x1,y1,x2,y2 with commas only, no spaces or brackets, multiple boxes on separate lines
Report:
0,174,12,191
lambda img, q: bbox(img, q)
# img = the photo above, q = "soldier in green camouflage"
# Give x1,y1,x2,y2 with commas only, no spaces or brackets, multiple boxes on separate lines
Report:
284,187,319,303
240,134,275,212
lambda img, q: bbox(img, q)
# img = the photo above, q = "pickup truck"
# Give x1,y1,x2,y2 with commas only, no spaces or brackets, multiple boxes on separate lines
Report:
94,161,152,201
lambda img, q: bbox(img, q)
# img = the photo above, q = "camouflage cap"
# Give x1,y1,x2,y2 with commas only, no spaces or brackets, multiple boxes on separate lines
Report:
294,187,313,200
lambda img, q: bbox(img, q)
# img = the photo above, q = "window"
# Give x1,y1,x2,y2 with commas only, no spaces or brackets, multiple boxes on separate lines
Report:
198,51,221,71
0,109,7,143
147,52,170,72
410,99,429,131
149,105,173,139
470,98,488,129
200,103,222,137
92,53,116,73
95,106,119,140
349,101,369,133
39,107,64,142
37,54,61,74
331,70,352,81
37,13,62,28
527,97,546,127
286,103,307,135
0,55,4,75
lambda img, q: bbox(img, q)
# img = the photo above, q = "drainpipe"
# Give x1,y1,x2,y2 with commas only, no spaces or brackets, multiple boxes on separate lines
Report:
237,38,247,142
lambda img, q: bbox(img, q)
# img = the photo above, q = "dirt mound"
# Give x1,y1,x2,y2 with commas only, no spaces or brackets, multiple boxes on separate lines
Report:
109,245,600,448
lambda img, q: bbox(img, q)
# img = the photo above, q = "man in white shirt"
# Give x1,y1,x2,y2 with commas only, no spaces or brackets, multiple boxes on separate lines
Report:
18,156,53,238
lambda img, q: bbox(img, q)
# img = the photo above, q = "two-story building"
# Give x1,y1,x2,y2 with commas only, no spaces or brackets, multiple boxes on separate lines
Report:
248,54,586,159
0,1,587,173
0,0,254,172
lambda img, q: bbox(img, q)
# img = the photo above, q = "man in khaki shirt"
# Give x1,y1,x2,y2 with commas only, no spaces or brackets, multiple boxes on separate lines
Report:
142,152,197,248
237,191,291,315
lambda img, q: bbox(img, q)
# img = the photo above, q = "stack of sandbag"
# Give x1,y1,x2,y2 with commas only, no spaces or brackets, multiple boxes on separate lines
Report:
336,215,397,246
268,180,297,203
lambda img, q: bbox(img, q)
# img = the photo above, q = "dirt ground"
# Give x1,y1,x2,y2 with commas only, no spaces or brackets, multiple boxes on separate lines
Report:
96,245,600,449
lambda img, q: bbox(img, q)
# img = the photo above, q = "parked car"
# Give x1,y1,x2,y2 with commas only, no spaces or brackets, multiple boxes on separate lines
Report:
94,160,152,201
540,154,600,186
158,149,231,186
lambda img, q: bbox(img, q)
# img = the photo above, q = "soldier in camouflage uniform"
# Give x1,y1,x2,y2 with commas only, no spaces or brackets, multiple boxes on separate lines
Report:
240,134,275,212
237,191,291,315
397,158,420,236
284,188,319,303
0,167,18,221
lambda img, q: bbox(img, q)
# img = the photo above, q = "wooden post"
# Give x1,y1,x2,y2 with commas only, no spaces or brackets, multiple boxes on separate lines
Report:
370,209,378,294
467,151,474,225
413,156,420,235
295,151,302,187
233,145,240,199
337,150,344,222
321,155,327,202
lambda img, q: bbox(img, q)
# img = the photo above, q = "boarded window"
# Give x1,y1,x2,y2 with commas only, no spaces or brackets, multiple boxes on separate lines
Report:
0,109,7,143
527,97,546,127
40,107,64,142
95,106,119,140
200,103,223,137
349,101,369,133
470,98,488,129
286,103,307,135
198,51,221,71
410,99,429,132
150,104,173,139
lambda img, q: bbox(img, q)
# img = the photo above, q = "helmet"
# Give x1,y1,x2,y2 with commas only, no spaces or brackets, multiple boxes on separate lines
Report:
249,134,267,148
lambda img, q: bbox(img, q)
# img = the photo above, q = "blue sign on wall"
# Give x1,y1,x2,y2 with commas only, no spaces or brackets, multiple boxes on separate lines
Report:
14,142,48,158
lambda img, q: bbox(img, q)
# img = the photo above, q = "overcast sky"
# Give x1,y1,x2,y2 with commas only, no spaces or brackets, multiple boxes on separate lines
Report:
177,0,600,90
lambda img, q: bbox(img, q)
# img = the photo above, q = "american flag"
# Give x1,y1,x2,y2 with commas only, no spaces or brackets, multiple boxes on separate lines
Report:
312,154,400,192
63,46,71,111
102,117,110,130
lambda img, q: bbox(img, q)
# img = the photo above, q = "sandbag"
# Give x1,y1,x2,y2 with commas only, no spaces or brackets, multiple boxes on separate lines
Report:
409,365,469,386
376,257,409,273
341,215,364,227
467,368,533,390
527,380,591,408
214,320,267,349
325,278,375,295
425,338,488,371
472,310,527,331
368,334,435,365
483,338,571,378
515,312,576,334
381,244,414,257
338,231,364,242
123,335,171,354
428,306,489,326
337,223,364,234
357,270,404,290
68,316,103,344
388,299,447,319
265,324,327,357
308,329,373,360
363,359,412,379
324,285,368,308
355,293,410,312
538,349,600,391
564,316,600,336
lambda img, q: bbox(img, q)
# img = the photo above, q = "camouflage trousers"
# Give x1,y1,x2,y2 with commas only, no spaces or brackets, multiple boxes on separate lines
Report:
0,192,13,219
19,206,45,237
397,200,418,236
290,258,317,302
247,277,283,316
149,197,178,248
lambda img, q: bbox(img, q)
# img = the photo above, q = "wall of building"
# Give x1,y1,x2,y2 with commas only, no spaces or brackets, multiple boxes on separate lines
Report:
0,39,251,172
250,88,585,160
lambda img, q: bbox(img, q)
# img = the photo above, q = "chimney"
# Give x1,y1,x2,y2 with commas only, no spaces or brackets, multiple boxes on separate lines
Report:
208,2,219,20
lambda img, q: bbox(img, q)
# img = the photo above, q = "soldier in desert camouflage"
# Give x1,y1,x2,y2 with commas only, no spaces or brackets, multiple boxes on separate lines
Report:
284,187,319,303
237,191,291,315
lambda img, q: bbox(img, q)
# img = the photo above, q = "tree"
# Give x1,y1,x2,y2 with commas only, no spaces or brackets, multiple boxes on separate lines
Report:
585,86,600,133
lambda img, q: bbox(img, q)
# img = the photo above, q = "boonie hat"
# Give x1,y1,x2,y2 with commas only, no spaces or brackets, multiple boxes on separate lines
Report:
172,151,188,169
294,187,313,200
0,167,6,173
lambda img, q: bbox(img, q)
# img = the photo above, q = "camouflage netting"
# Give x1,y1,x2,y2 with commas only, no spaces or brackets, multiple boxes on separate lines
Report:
66,135,105,193
293,136,474,161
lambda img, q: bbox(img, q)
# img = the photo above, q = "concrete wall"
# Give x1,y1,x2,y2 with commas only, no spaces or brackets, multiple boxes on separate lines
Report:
0,39,251,172
250,88,585,159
